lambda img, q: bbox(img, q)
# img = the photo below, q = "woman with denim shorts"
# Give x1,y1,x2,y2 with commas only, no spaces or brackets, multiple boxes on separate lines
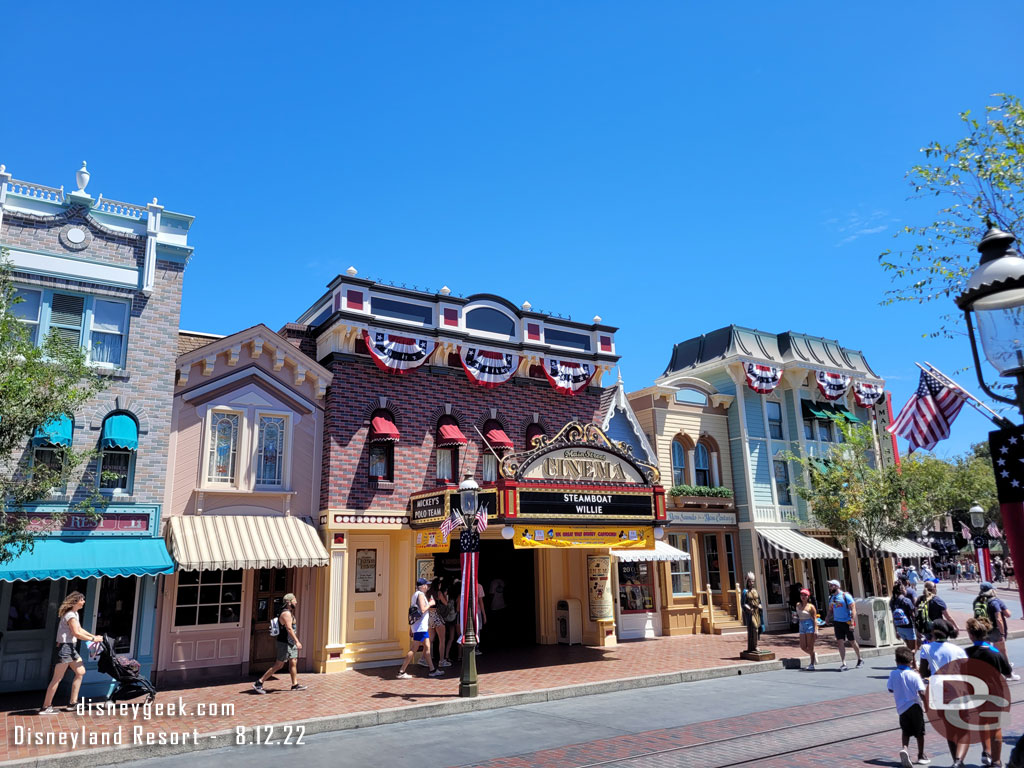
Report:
796,588,819,670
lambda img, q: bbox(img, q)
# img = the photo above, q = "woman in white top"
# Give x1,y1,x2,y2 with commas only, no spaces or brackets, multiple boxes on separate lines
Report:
40,591,100,714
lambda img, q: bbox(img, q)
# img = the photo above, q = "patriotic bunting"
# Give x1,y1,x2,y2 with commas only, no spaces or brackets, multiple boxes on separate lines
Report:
888,369,966,452
744,362,782,395
459,526,481,643
815,370,852,401
459,345,521,388
362,328,436,375
853,381,884,408
543,358,595,395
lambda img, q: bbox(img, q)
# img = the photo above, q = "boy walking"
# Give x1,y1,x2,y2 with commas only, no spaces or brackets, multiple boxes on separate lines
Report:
888,646,930,767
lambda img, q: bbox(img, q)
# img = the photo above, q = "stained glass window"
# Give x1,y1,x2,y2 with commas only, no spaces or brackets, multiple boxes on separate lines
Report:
256,416,285,486
207,413,239,484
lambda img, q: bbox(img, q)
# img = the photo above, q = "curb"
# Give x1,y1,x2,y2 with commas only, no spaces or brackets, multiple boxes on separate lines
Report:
7,629,1024,768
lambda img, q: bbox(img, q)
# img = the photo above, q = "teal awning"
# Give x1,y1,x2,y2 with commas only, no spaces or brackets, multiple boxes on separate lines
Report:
801,401,830,420
833,406,861,423
101,414,138,451
0,537,173,582
32,414,72,448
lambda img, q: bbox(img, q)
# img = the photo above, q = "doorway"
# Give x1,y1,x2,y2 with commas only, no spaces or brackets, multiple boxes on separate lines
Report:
703,534,722,593
0,580,59,692
250,568,291,668
347,537,389,643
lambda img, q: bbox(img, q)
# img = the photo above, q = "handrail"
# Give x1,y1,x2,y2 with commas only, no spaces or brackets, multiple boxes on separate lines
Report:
7,179,64,203
94,195,146,220
734,585,743,622
705,584,715,633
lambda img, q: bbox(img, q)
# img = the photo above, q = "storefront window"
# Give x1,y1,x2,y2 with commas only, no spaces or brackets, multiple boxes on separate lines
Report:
762,559,785,605
668,534,692,596
703,534,722,592
174,569,243,627
6,581,49,631
617,561,655,613
482,454,498,483
724,534,737,591
95,576,137,654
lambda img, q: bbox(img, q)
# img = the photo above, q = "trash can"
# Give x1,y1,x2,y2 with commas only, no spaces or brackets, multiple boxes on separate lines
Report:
854,597,896,647
555,598,582,645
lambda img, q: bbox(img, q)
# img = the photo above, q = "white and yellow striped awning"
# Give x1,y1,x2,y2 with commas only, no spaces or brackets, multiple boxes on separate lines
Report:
757,528,844,560
167,515,329,571
856,537,934,558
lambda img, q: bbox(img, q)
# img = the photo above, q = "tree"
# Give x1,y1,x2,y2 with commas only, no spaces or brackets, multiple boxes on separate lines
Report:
0,250,110,564
879,94,1024,337
785,422,931,595
901,442,999,525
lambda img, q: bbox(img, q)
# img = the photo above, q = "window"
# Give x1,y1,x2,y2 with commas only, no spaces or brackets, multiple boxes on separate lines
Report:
525,423,546,448
370,296,433,324
99,449,132,492
818,420,834,443
465,307,515,337
668,534,692,596
617,561,655,613
482,453,498,483
206,412,240,484
675,388,709,406
32,446,65,493
174,569,243,627
766,401,784,440
671,440,687,486
6,581,49,631
803,418,814,440
256,415,285,486
694,443,710,486
49,292,85,348
436,448,456,482
773,458,792,505
724,533,737,591
89,300,128,366
762,559,784,605
545,327,591,351
95,576,137,654
369,443,393,480
13,288,41,345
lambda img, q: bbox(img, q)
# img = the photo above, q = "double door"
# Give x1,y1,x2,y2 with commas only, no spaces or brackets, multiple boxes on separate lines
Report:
699,532,738,610
250,568,292,668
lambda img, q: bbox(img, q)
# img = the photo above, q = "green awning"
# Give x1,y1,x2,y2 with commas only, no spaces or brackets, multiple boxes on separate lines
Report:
810,457,829,474
801,401,831,420
32,414,72,448
833,406,861,423
101,414,138,451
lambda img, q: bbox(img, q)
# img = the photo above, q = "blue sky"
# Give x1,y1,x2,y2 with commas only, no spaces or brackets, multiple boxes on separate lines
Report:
4,3,1023,457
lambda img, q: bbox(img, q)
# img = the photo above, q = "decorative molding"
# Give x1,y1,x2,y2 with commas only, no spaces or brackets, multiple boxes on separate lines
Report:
427,403,467,430
87,396,151,434
251,337,264,358
202,355,217,376
475,408,511,435
361,396,404,427
177,365,190,386
294,365,307,386
274,348,286,371
710,393,735,410
226,345,240,366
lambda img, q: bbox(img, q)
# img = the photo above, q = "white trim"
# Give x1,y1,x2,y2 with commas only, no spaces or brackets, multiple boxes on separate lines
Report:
600,379,658,466
5,247,139,289
182,367,318,413
202,409,245,489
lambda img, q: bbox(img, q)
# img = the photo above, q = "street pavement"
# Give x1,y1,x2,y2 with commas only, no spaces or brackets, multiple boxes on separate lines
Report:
118,636,1024,768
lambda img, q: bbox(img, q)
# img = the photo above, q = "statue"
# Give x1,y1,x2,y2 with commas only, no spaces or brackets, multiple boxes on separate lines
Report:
740,571,775,661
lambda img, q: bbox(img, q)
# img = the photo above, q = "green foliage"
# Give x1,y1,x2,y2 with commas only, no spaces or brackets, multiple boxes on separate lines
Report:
900,441,998,523
667,484,733,498
879,94,1024,337
0,250,110,563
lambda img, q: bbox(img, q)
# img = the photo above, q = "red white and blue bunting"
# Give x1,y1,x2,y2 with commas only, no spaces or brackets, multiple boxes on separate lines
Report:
459,345,520,388
363,328,436,375
853,381,884,408
744,362,782,395
816,370,852,401
544,357,595,395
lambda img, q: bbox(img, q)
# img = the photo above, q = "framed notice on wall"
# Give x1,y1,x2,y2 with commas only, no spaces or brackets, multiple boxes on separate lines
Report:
354,548,377,593
416,558,435,584
587,555,613,621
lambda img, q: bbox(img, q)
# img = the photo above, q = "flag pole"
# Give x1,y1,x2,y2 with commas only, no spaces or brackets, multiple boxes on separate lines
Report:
472,424,504,463
917,361,1010,427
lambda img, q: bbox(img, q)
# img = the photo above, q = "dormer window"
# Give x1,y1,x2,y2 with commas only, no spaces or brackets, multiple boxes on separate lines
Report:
465,307,515,337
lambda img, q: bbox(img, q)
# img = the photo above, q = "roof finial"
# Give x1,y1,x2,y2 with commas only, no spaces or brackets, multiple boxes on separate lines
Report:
440,285,451,296
345,266,358,276
75,161,90,192
617,366,623,384
593,315,602,324
522,300,532,311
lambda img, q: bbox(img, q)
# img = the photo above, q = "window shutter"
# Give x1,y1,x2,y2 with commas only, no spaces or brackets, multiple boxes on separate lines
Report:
50,294,85,346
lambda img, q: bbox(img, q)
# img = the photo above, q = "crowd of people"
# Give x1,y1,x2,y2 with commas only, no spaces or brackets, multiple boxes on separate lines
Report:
896,557,1017,591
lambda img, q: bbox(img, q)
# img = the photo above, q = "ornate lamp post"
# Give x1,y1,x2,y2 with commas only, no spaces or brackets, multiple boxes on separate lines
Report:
969,503,994,583
955,224,1024,609
457,474,480,698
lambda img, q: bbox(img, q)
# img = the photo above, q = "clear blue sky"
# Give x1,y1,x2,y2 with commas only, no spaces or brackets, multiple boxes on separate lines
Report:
4,3,1023,458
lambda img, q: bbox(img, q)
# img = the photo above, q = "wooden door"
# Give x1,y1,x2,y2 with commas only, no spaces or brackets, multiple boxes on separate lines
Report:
347,538,389,643
0,581,60,692
250,568,292,668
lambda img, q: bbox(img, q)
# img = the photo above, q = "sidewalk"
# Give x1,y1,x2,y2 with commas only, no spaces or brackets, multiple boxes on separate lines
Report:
2,607,1020,767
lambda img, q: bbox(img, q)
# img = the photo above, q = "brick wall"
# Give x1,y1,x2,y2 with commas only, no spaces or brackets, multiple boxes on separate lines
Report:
321,356,604,511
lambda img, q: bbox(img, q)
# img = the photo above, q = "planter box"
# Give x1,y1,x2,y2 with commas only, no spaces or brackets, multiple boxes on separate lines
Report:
668,495,735,510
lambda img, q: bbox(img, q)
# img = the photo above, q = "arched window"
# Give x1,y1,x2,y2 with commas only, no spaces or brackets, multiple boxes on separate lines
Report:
694,443,710,487
671,440,687,486
525,423,546,449
481,419,513,482
675,388,709,406
436,416,467,483
465,307,515,337
99,412,138,493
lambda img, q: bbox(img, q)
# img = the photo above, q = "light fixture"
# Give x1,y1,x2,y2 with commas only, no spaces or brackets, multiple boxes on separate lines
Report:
458,474,479,518
654,526,665,541
970,503,986,530
501,525,515,540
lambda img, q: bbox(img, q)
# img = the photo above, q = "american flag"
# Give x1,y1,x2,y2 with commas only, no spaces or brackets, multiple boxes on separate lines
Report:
458,527,481,643
439,511,462,539
475,503,488,532
989,522,1003,539
961,521,972,541
887,370,966,452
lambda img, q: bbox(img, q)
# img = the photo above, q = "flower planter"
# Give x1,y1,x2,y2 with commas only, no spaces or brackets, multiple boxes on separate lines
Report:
669,495,735,510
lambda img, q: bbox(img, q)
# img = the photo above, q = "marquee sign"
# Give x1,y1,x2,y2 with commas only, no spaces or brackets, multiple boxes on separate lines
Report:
519,448,645,485
408,488,499,528
516,489,654,520
18,505,157,537
513,525,655,550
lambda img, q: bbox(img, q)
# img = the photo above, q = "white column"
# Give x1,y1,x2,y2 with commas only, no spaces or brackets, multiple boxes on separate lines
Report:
711,452,720,486
142,199,163,296
328,549,347,646
686,450,695,483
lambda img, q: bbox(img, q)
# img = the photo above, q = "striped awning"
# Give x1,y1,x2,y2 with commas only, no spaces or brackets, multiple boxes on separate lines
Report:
615,540,691,563
856,537,934,558
168,515,329,571
757,528,844,560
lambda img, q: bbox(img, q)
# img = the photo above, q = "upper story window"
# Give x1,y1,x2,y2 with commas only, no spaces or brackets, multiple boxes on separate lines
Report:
436,416,466,484
773,458,792,505
694,443,710,486
525,422,546,449
12,287,130,368
368,409,397,481
545,327,591,352
675,388,709,406
766,401,784,441
256,416,286,487
465,307,515,337
803,418,814,440
98,412,139,494
370,296,433,324
207,411,241,485
671,440,687,486
818,420,834,443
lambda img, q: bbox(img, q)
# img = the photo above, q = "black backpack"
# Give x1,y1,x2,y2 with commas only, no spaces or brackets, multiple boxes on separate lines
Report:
408,595,423,625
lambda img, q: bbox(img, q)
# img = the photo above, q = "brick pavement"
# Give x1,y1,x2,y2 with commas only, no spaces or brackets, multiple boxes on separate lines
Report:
0,607,1018,764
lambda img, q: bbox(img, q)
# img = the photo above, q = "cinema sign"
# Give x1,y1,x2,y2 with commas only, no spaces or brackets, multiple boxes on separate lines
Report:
520,448,645,485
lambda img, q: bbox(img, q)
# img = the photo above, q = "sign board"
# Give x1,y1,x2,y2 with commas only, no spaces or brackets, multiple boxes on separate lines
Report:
517,490,653,520
513,525,654,550
416,558,435,584
354,548,377,593
667,510,737,526
451,489,499,520
411,492,447,523
415,528,452,554
23,509,152,536
519,447,645,485
587,554,613,620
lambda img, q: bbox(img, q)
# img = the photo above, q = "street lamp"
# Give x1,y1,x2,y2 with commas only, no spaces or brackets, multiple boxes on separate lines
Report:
968,502,994,583
457,474,480,698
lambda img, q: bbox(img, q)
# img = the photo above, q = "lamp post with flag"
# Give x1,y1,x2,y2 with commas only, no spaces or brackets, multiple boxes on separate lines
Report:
955,223,1024,612
456,474,482,698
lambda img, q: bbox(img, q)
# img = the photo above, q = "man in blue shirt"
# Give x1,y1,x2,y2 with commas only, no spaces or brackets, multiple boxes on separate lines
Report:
907,566,921,587
825,579,863,670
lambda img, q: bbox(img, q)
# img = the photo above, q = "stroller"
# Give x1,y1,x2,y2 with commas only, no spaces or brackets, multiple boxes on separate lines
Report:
95,635,157,702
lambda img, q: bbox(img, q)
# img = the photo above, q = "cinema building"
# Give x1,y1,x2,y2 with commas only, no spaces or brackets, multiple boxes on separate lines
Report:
295,271,672,670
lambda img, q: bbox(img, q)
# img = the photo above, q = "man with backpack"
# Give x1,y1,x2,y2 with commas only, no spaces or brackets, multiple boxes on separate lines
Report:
974,581,1020,680
825,579,863,670
253,593,307,693
914,580,957,642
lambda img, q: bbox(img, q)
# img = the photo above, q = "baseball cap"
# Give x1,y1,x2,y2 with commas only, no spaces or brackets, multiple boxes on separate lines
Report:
416,578,429,586
828,579,840,588
799,588,810,596
282,593,297,604
981,581,993,591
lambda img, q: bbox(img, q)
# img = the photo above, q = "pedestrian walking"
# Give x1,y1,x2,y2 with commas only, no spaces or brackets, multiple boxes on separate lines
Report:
974,582,1020,679
398,578,442,679
951,559,962,590
428,577,451,669
920,561,936,582
915,581,958,642
907,565,921,587
825,579,862,670
39,591,100,714
967,617,1013,768
918,620,969,768
890,581,918,652
900,575,918,604
1007,558,1017,591
994,556,1005,584
253,593,306,693
888,645,930,768
796,588,818,670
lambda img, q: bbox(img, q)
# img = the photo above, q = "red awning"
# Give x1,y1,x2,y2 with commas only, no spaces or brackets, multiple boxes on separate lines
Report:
370,413,400,443
437,417,468,447
525,423,546,448
484,426,514,450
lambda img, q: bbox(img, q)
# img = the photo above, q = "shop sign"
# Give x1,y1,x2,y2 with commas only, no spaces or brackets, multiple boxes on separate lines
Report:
587,555,613,620
22,508,152,536
668,510,737,526
513,525,654,550
411,492,447,522
451,489,499,519
518,490,653,520
415,528,452,554
354,548,377,593
519,448,645,485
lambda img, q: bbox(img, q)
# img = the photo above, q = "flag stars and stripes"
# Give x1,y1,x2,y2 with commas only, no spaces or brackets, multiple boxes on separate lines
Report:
887,370,967,452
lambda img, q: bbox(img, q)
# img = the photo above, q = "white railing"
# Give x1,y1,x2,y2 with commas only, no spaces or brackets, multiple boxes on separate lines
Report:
780,505,800,523
753,505,780,523
94,195,146,220
7,179,64,203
